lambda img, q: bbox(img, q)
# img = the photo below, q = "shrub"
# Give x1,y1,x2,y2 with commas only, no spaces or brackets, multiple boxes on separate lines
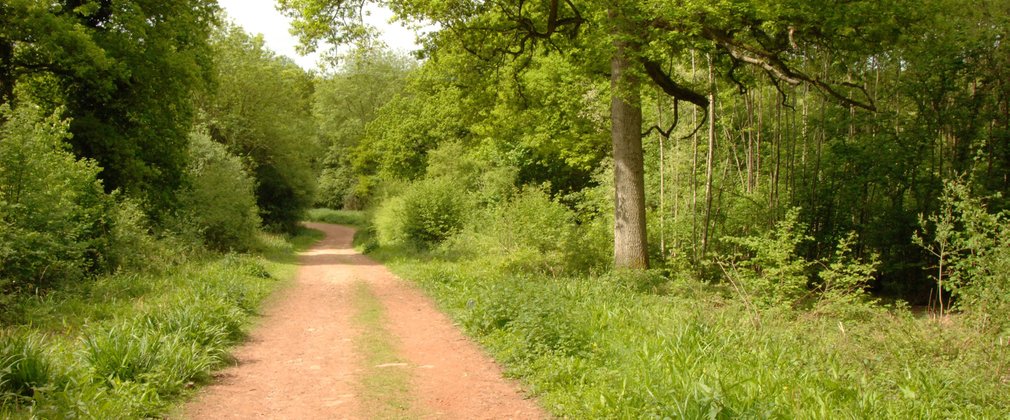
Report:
178,131,261,251
815,232,879,316
403,177,469,244
374,195,408,247
315,165,354,209
103,198,167,273
915,180,1010,333
376,177,469,247
0,104,111,291
719,209,812,309
448,187,609,275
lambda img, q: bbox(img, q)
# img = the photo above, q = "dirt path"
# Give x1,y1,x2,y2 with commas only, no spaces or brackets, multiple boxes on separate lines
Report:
183,223,545,419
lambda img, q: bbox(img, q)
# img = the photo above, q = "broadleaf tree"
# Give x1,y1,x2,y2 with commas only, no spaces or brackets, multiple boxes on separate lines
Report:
281,0,913,268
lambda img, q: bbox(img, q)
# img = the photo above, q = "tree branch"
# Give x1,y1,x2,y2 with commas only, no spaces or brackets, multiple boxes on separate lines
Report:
642,59,709,109
700,27,877,111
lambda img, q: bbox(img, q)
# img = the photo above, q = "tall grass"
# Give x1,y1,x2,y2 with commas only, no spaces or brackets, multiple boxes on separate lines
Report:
0,229,318,418
378,256,1010,418
356,185,1010,418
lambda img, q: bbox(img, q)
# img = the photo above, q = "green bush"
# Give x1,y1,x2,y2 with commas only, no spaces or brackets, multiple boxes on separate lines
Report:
915,180,1010,333
375,177,468,247
0,104,111,291
103,197,174,274
315,166,353,209
719,209,812,309
178,131,261,251
447,187,608,275
402,177,469,244
815,232,879,317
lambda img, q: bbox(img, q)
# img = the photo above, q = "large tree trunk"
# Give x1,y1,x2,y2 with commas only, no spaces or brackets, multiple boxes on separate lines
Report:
610,34,648,269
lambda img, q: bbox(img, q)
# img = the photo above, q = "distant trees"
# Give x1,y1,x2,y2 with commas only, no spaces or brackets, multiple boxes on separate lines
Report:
294,0,1009,303
198,25,318,233
313,47,414,208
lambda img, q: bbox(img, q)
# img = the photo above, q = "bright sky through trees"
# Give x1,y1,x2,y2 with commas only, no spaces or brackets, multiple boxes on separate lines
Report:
218,0,418,69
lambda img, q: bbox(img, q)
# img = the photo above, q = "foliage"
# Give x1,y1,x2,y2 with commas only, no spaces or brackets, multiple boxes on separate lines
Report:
396,177,469,246
815,232,879,316
0,331,53,404
447,187,609,276
103,198,166,274
0,104,109,291
915,180,1010,333
2,0,219,212
719,209,813,309
0,230,315,418
373,194,409,247
178,131,261,251
305,208,368,227
313,47,413,208
371,244,1010,418
200,25,317,233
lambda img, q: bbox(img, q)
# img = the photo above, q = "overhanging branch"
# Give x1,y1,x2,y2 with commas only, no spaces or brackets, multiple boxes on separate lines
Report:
642,59,709,109
701,27,877,111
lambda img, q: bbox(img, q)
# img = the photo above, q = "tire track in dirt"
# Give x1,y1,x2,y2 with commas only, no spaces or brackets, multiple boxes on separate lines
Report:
183,222,545,419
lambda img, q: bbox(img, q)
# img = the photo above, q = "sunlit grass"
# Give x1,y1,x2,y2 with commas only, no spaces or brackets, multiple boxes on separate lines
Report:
0,229,320,418
373,248,1010,418
305,208,368,227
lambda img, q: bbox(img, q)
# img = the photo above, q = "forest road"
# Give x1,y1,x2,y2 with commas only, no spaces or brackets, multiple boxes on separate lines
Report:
182,222,545,419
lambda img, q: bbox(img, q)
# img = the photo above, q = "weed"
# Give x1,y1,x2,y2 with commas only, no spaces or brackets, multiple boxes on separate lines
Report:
0,331,53,403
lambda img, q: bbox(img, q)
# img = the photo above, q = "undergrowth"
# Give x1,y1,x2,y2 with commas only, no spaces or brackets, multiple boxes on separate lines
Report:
353,190,1010,418
0,229,317,418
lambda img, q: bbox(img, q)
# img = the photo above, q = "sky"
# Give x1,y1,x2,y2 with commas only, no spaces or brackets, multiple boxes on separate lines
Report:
217,0,420,70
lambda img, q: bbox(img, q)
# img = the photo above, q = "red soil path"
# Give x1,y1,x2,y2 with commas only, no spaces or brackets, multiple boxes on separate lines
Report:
182,223,545,419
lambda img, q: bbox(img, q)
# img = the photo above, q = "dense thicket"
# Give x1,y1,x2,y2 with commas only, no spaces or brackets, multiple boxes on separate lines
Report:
0,4,317,292
1,0,218,212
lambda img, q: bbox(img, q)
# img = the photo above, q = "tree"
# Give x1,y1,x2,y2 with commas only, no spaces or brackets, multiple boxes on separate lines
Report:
281,0,910,268
199,25,318,233
313,46,414,208
1,0,218,212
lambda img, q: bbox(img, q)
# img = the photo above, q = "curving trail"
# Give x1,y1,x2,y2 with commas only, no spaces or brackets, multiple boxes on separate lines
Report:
182,223,545,419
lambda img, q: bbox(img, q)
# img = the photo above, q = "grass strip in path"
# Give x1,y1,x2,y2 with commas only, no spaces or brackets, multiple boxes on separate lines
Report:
350,279,416,419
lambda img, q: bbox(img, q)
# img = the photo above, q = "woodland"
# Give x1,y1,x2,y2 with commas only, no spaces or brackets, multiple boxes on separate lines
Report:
1,0,1009,417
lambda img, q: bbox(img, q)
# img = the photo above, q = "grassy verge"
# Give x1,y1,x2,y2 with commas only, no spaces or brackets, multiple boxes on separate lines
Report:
366,245,1010,418
305,208,368,227
0,228,320,418
350,280,414,419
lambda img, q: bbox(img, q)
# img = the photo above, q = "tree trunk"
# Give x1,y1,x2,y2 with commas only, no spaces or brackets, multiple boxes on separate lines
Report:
610,32,648,269
701,54,716,257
